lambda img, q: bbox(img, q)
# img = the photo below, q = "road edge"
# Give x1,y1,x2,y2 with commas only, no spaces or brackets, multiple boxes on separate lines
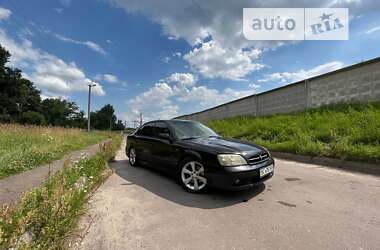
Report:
272,151,380,176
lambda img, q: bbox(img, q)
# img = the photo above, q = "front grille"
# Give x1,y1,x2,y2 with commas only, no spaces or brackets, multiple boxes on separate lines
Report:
248,153,269,165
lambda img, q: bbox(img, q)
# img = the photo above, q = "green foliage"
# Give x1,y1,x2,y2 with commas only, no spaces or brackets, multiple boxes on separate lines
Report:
0,136,122,249
208,103,380,163
0,124,117,178
90,104,125,131
0,44,125,130
41,98,86,128
0,45,41,119
19,111,46,125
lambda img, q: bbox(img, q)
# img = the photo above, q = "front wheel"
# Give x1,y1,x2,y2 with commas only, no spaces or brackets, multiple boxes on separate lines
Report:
179,159,207,193
128,148,138,167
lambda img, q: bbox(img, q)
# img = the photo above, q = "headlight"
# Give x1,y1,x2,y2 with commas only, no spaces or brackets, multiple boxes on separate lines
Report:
217,154,247,166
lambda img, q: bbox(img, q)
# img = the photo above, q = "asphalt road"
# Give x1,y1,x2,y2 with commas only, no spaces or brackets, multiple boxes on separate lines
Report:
75,138,380,250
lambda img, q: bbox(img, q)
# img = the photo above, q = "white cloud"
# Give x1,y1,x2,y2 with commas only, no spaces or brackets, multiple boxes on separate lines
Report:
129,82,173,110
96,73,118,83
103,74,118,83
166,72,196,86
107,0,377,80
95,73,127,87
184,40,263,80
249,83,261,89
40,94,63,100
259,61,344,85
128,72,254,120
19,28,34,38
161,56,170,63
53,33,106,54
156,105,180,120
365,25,380,35
176,86,252,108
0,29,105,97
0,7,11,20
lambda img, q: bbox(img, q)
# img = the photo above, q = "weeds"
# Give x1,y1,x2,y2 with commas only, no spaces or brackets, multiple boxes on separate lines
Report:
0,124,117,178
0,135,122,249
208,102,380,163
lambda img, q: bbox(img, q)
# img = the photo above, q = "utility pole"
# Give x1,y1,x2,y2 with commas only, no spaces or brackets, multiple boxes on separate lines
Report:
139,113,143,127
87,84,96,132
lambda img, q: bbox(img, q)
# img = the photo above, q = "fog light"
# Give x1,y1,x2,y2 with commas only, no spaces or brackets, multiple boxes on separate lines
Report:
234,179,240,184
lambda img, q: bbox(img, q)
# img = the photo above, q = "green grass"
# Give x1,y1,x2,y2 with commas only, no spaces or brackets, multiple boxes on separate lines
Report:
0,124,116,178
0,135,122,249
208,103,380,164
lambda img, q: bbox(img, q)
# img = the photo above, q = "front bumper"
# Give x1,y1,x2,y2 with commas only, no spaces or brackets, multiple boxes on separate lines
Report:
205,158,274,191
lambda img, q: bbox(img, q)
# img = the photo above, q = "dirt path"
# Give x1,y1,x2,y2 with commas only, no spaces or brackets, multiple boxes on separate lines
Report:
0,140,109,205
75,138,380,250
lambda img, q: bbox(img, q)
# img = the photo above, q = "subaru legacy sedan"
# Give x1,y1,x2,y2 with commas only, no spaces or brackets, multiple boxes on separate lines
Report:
126,120,274,193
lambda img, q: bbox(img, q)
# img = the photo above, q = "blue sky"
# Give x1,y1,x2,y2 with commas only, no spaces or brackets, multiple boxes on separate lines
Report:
0,0,379,124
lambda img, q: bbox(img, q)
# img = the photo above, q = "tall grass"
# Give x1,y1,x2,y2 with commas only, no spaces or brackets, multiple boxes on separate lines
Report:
208,103,380,163
0,124,115,178
0,136,122,249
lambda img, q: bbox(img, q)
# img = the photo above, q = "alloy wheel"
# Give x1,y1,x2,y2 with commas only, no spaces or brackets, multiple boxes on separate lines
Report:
129,148,136,166
181,161,207,192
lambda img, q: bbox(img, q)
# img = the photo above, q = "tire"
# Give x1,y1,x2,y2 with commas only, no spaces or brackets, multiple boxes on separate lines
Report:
178,158,207,193
128,147,138,167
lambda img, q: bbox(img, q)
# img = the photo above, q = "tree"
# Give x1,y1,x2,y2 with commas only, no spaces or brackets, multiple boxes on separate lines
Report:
0,43,124,129
91,104,117,130
41,98,85,127
0,45,41,121
68,110,87,129
91,104,124,130
114,120,125,130
19,111,46,125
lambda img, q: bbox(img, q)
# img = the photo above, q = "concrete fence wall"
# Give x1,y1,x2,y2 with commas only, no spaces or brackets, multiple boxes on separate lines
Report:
175,57,380,122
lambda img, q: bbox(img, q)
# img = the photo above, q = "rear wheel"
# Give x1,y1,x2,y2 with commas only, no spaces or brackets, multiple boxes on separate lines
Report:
179,159,207,193
128,148,138,167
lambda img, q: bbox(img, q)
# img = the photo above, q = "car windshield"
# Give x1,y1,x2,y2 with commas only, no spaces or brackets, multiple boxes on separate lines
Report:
168,120,218,140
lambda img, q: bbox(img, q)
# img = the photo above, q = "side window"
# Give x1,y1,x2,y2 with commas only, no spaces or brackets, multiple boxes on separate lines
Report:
135,126,144,136
138,123,155,137
154,122,170,138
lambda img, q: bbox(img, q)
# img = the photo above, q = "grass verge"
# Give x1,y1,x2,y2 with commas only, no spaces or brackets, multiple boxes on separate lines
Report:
207,102,380,164
0,124,116,178
0,134,122,249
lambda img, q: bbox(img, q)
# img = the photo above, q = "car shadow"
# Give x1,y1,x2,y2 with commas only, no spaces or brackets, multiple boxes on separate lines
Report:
111,159,266,209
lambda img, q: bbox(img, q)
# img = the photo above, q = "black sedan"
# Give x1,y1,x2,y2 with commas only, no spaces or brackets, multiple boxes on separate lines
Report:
126,120,274,193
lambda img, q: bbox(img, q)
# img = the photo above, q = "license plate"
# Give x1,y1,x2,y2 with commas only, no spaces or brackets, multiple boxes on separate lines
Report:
260,164,274,178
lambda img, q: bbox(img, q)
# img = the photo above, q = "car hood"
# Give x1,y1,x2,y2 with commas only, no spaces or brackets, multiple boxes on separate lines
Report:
177,137,265,156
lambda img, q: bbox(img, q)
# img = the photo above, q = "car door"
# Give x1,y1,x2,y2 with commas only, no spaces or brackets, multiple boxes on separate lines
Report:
150,121,179,174
134,122,156,165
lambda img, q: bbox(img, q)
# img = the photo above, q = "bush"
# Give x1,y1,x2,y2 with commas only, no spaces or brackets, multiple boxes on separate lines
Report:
0,124,118,178
0,135,122,249
208,102,380,164
19,111,46,125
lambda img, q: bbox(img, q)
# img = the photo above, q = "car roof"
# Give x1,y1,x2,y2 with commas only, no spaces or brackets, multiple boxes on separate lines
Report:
146,119,194,123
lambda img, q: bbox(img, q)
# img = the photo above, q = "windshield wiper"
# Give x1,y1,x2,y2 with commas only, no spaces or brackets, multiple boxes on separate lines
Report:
208,135,220,138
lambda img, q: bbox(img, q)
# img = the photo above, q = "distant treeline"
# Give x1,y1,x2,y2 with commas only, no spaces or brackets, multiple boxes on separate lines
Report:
0,44,125,130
